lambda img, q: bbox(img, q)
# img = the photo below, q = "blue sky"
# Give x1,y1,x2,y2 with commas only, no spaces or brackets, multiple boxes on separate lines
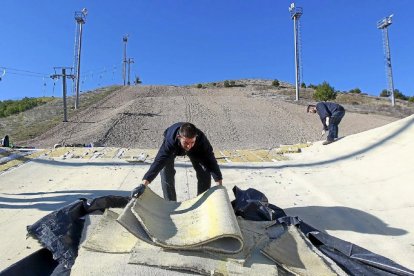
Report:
0,0,413,101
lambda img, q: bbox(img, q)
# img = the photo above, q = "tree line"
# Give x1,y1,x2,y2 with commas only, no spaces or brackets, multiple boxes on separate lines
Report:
271,79,414,103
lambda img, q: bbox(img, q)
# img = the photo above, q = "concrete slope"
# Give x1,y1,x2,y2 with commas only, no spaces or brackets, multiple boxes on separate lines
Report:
260,114,414,270
1,115,413,272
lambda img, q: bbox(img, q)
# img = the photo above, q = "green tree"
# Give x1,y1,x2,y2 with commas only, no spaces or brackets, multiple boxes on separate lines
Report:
272,79,280,87
308,83,318,89
224,80,230,88
229,80,235,86
349,88,361,94
380,89,409,100
313,81,337,101
380,89,389,97
301,82,306,88
196,83,203,88
408,97,414,103
394,89,408,100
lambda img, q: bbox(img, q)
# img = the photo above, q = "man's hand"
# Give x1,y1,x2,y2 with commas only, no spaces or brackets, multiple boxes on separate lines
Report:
216,180,223,185
131,184,146,198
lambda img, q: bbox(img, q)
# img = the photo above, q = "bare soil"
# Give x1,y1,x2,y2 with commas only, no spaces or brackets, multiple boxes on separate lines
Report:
3,80,414,149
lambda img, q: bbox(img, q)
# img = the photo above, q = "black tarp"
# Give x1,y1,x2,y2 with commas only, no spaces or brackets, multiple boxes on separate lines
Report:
0,195,129,276
1,187,413,276
231,185,286,221
236,187,414,276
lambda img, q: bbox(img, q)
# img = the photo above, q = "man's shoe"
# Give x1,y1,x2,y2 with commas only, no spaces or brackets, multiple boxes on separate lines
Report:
322,140,334,145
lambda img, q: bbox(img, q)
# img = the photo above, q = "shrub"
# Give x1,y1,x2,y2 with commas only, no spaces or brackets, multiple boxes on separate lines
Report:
380,89,409,100
0,97,52,117
308,84,318,89
313,81,337,101
349,88,361,94
380,89,389,97
301,82,306,88
224,80,230,87
408,97,414,103
229,80,235,86
196,83,202,89
272,80,280,87
394,89,409,101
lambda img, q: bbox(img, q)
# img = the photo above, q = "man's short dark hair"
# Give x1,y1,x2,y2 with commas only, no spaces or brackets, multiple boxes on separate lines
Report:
307,105,316,113
179,122,198,138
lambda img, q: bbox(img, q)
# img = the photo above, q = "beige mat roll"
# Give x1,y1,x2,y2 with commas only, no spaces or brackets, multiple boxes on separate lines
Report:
118,185,244,254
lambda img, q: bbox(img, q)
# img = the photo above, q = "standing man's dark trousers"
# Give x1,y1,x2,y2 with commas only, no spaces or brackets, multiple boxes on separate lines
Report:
327,110,345,142
160,156,211,201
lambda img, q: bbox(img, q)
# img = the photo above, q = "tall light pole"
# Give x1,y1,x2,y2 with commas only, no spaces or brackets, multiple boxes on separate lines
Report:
73,8,87,109
123,35,129,86
289,3,303,101
127,57,134,85
377,14,395,107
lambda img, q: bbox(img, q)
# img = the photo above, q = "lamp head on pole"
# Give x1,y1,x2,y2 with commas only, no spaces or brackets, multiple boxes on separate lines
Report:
377,14,393,29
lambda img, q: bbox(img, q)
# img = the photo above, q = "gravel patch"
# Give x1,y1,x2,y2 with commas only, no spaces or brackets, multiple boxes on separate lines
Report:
21,84,404,149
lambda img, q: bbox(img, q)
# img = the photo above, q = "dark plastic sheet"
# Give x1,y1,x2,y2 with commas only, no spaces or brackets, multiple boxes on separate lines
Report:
2,188,414,276
0,195,129,276
231,185,286,221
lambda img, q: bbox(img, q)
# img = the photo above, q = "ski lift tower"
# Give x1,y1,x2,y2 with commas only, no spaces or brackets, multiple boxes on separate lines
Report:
377,14,395,107
289,3,303,101
73,8,88,110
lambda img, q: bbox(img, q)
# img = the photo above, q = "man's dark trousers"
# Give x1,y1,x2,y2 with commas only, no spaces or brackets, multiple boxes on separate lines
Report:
160,156,211,201
327,110,345,141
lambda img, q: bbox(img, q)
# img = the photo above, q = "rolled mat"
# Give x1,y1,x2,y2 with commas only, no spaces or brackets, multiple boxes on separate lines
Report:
118,185,244,254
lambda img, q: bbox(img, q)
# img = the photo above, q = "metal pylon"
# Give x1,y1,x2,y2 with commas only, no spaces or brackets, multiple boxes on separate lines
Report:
72,8,87,109
377,15,395,106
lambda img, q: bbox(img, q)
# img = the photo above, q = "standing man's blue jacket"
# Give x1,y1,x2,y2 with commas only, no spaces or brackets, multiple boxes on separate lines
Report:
143,122,222,183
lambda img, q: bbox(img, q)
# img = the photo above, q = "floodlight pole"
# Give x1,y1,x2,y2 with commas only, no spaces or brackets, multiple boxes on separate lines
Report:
73,8,88,110
377,15,395,107
289,3,303,101
123,35,129,86
127,57,134,85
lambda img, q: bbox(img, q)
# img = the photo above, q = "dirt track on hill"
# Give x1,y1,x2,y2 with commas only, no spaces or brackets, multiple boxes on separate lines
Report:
23,85,398,149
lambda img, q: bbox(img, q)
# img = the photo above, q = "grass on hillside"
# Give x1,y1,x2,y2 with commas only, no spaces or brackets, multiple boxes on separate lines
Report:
0,86,121,144
249,82,414,118
0,97,56,118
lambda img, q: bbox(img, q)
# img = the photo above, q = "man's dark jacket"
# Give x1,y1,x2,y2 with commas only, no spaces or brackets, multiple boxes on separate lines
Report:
316,102,345,130
143,122,222,183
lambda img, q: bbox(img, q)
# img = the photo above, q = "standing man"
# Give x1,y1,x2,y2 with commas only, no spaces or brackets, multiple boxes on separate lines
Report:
307,102,345,145
131,122,222,201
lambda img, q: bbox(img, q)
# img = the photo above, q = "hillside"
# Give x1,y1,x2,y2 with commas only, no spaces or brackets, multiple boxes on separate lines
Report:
2,80,413,149
0,86,120,143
